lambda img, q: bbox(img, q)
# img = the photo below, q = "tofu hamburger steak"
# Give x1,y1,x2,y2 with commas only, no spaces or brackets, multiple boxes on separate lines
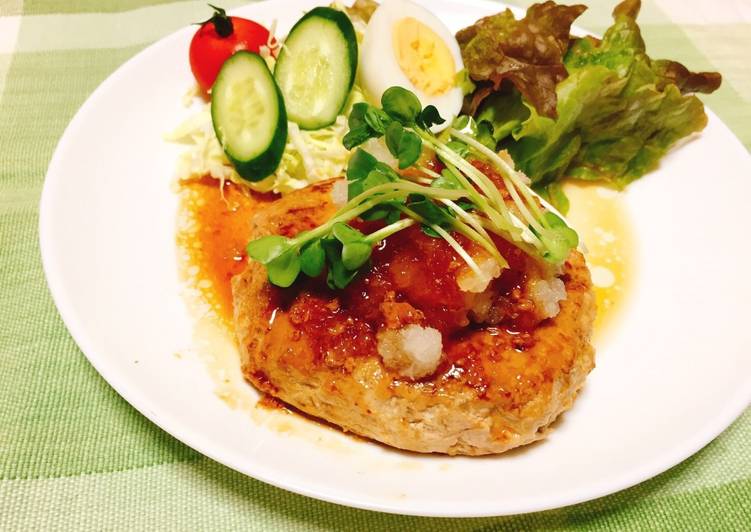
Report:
233,152,595,455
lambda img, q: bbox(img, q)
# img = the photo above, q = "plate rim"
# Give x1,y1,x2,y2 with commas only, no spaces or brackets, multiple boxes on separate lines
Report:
38,0,751,517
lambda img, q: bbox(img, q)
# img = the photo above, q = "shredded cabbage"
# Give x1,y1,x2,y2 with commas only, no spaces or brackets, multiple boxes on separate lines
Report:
166,85,365,194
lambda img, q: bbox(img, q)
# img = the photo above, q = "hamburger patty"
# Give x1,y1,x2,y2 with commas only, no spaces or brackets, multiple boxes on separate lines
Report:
232,180,596,455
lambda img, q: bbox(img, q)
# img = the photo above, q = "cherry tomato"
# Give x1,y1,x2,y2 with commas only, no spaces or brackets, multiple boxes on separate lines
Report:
189,5,275,93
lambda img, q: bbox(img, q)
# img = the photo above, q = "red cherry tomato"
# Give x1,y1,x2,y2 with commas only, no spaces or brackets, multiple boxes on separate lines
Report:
189,5,275,93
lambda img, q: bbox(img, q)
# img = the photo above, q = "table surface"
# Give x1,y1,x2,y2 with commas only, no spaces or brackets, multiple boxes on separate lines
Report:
1,0,749,529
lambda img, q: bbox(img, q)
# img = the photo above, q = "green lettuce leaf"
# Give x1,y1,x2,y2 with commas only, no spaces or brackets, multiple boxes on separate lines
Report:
457,1,586,118
474,0,721,210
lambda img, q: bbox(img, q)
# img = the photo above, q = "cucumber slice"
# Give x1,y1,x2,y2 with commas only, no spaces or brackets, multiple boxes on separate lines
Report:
274,7,358,130
211,51,287,182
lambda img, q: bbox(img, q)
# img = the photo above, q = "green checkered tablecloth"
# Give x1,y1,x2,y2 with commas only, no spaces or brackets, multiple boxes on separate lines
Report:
1,0,749,529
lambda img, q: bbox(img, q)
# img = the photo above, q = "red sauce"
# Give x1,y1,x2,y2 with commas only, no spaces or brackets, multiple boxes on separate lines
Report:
178,177,275,325
286,291,377,369
266,221,542,380
343,225,469,336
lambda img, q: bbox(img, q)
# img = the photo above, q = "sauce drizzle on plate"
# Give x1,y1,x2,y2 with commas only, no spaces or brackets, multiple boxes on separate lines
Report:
176,176,273,325
564,183,634,336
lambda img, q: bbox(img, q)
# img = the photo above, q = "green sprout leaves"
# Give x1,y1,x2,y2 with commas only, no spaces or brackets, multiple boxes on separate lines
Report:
445,140,469,158
332,223,372,270
246,236,301,288
246,235,289,264
300,239,325,277
538,212,580,263
247,86,580,290
266,248,301,287
346,147,378,181
342,103,377,150
347,148,399,200
342,88,447,168
321,237,359,289
381,88,445,130
382,86,421,124
363,106,390,135
245,223,374,290
321,222,381,289
408,195,454,238
432,168,462,190
385,122,421,169
418,105,446,130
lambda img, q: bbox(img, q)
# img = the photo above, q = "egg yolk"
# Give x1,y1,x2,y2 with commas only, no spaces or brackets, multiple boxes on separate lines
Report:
392,17,456,97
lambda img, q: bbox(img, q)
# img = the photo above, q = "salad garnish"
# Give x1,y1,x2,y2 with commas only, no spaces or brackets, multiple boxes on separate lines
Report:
457,1,587,119
247,87,578,289
459,0,721,211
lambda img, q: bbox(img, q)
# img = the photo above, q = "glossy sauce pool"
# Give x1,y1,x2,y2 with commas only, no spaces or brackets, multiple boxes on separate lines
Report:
176,177,273,327
175,177,634,418
564,183,633,335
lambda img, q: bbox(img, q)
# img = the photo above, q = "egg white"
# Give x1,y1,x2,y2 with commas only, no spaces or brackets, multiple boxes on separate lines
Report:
359,0,465,130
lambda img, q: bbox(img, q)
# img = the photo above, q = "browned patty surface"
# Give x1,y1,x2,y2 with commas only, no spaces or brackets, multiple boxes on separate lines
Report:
232,180,596,455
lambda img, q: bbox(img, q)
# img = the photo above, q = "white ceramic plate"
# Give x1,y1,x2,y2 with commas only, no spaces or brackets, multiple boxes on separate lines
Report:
40,0,751,517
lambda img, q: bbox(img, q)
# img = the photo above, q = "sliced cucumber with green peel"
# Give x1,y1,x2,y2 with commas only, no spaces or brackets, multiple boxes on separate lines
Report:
274,7,358,130
211,51,287,182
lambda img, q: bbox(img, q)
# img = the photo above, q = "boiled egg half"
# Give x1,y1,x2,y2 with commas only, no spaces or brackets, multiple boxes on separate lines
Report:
360,0,464,129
